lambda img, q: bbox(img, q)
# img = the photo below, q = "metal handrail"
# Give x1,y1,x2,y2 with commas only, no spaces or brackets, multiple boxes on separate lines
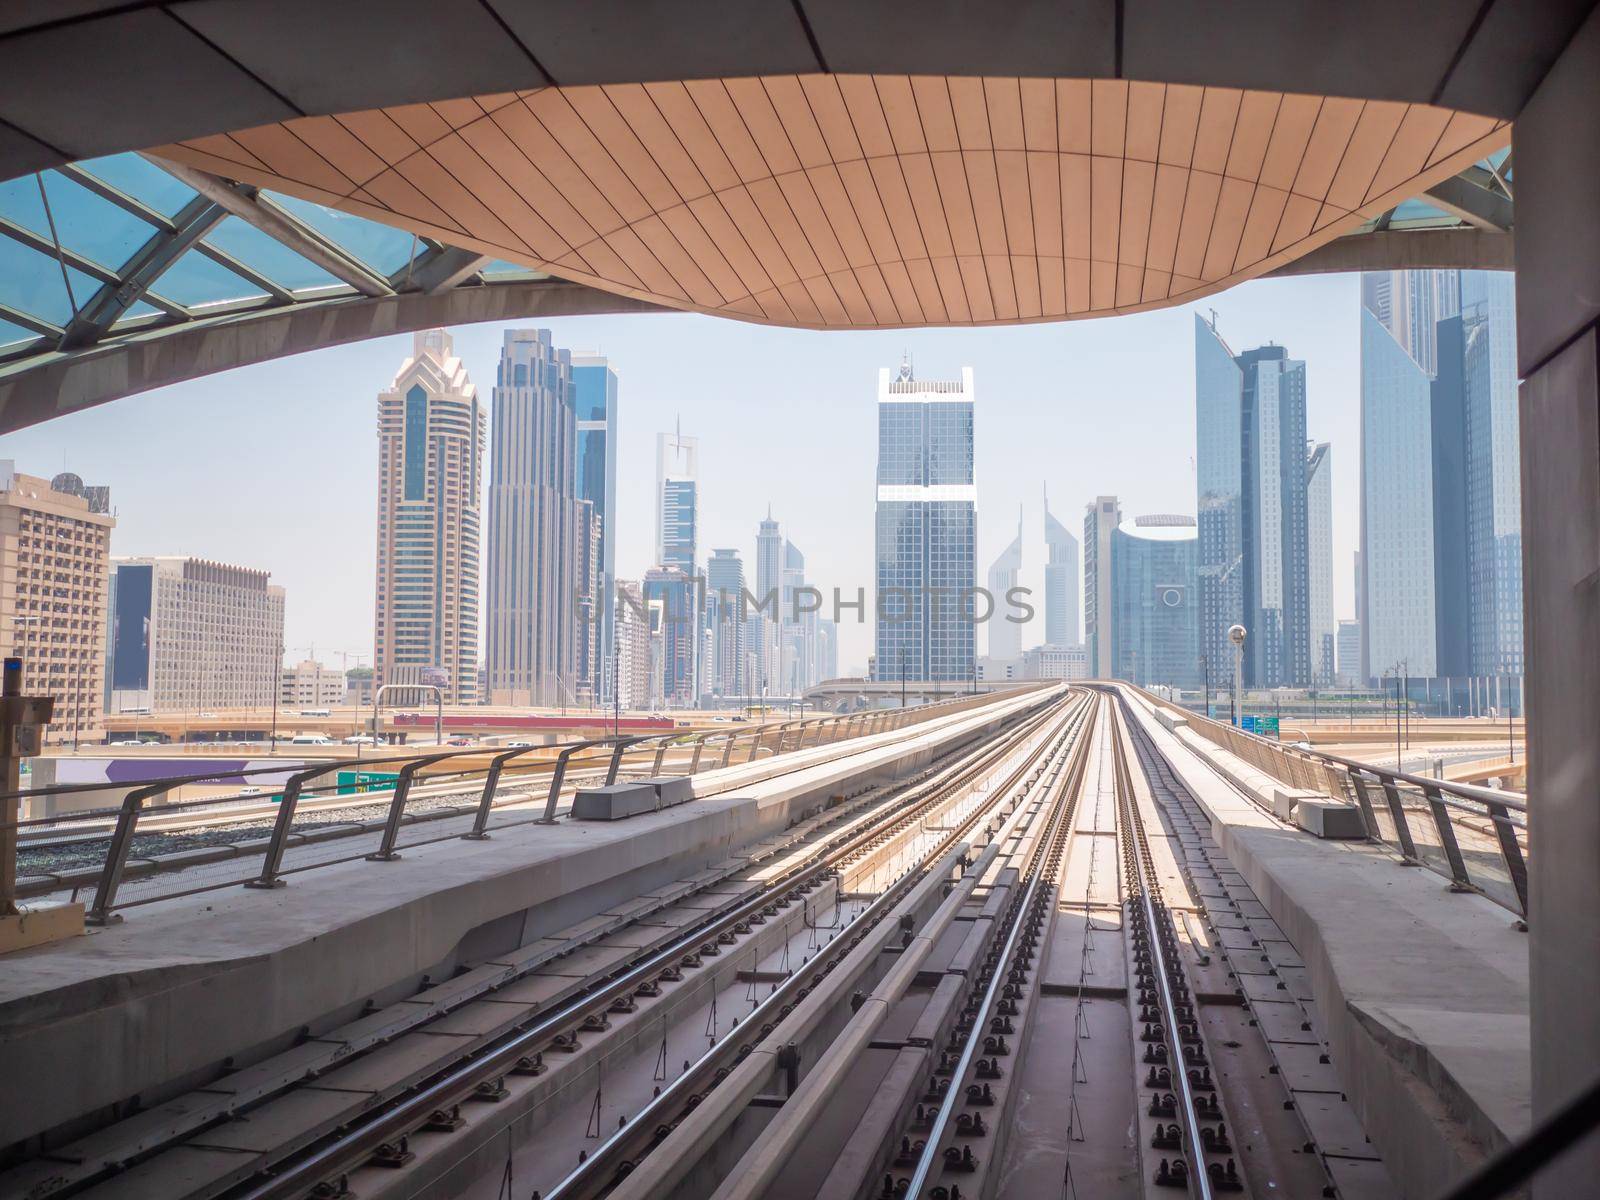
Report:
1130,684,1531,918
14,697,997,922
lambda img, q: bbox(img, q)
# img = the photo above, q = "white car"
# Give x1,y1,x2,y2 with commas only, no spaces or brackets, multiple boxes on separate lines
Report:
507,740,535,749
342,735,376,745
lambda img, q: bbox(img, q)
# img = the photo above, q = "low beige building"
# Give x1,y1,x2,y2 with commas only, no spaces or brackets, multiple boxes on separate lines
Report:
0,466,115,745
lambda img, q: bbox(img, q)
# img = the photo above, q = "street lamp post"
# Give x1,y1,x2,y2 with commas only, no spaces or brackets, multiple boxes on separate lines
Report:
900,648,907,709
1227,625,1246,727
270,640,282,756
1199,655,1210,719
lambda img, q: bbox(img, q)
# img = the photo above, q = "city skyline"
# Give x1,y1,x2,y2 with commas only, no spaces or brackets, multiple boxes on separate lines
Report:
1,272,1385,675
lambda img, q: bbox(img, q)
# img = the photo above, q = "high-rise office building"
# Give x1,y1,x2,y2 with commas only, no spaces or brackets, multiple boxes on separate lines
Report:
1360,303,1439,680
754,508,782,687
486,329,588,707
1085,503,1200,689
986,509,1024,662
374,330,483,705
1107,514,1201,689
1043,488,1080,648
780,538,814,694
1336,620,1363,688
1306,443,1335,686
612,580,652,712
572,354,618,701
0,467,114,744
817,619,838,682
572,499,602,705
873,359,976,683
1460,271,1523,695
706,548,746,700
643,566,697,708
1083,496,1121,678
109,557,285,715
1194,316,1310,688
1360,269,1521,708
656,429,698,574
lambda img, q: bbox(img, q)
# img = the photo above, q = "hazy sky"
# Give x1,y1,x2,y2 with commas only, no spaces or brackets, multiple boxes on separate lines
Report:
2,270,1364,675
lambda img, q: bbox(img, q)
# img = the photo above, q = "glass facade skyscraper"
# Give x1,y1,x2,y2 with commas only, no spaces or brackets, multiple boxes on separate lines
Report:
572,354,617,701
986,509,1023,662
1195,316,1311,687
1306,442,1335,686
485,329,586,706
1110,517,1201,690
1044,489,1080,649
873,361,976,683
374,329,483,705
1360,268,1521,707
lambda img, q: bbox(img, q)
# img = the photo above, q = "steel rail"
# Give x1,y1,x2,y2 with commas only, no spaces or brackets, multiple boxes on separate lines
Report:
1112,696,1216,1200
219,695,1068,1200
550,694,1093,1200
901,692,1095,1199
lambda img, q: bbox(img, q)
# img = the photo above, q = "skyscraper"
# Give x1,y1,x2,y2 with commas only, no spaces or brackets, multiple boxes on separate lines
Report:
612,580,652,711
1194,317,1243,688
986,508,1023,662
486,329,588,707
1108,515,1201,689
1460,271,1523,698
1083,496,1122,679
374,329,482,704
1043,487,1080,648
1194,316,1311,687
572,354,618,701
706,548,746,700
873,359,976,683
1360,303,1438,680
643,565,697,708
656,429,699,575
1306,443,1335,686
1360,268,1521,708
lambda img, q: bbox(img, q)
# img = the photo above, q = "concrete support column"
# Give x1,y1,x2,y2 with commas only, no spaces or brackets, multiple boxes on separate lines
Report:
1514,8,1600,1193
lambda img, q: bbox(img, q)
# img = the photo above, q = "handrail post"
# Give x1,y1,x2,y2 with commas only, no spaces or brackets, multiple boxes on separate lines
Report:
464,745,543,840
719,731,737,768
244,765,325,888
651,738,669,774
1483,798,1529,917
1421,783,1475,891
541,741,598,824
1346,770,1382,840
605,737,644,785
1379,775,1422,863
85,783,166,926
367,754,449,861
689,735,708,773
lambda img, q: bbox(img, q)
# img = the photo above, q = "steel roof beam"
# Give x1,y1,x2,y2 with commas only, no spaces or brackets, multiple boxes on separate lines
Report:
57,194,227,350
146,156,394,298
397,245,494,294
1423,174,1515,232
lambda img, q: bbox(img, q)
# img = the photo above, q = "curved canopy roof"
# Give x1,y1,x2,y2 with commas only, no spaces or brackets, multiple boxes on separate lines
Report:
0,0,1542,432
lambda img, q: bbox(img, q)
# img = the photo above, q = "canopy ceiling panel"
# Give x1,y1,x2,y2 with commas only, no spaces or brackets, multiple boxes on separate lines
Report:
154,76,1510,330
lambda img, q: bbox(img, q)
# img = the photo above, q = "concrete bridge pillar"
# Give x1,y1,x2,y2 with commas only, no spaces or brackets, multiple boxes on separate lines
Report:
1514,8,1600,1192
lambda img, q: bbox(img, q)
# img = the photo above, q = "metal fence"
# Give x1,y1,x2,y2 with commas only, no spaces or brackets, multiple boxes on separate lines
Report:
6,692,1017,925
1130,685,1530,919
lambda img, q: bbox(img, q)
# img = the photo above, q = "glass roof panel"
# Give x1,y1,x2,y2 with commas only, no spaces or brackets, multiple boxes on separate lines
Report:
0,318,40,352
0,172,159,273
147,248,269,309
1389,198,1453,223
75,153,197,218
40,172,158,272
202,215,344,293
264,193,416,275
0,237,103,327
480,258,543,280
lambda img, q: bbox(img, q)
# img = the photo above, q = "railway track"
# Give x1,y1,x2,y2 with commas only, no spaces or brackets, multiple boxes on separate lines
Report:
6,687,1396,1200
2,690,1072,1200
